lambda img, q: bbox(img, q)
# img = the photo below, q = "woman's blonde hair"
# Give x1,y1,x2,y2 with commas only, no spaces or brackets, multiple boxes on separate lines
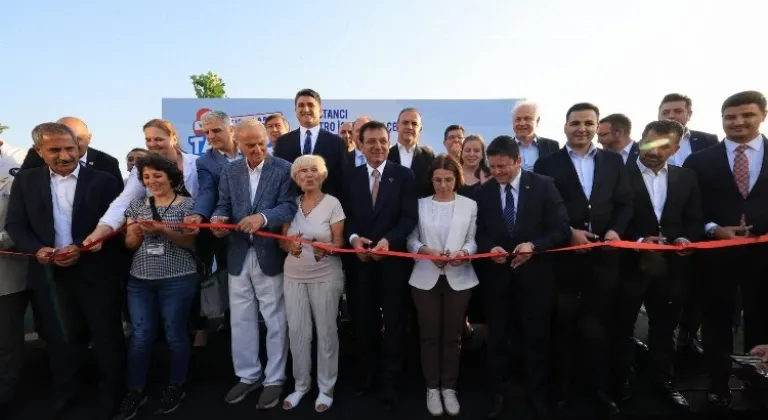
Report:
290,155,328,183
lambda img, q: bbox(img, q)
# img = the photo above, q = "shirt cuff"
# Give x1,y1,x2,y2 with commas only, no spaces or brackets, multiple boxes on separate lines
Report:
637,237,644,243
98,217,124,232
349,234,359,245
259,213,268,227
705,222,718,236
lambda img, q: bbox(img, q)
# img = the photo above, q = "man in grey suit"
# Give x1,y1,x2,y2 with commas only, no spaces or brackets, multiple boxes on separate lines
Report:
0,139,28,417
211,118,298,410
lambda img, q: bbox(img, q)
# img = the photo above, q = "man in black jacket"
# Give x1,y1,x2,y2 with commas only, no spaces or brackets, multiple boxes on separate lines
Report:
20,116,123,187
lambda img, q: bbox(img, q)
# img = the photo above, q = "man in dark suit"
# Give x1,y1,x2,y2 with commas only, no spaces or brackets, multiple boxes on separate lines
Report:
684,90,768,408
534,102,633,415
476,136,570,419
512,100,560,171
387,107,435,197
344,120,418,409
657,93,720,356
612,120,702,411
5,122,125,420
273,89,348,198
598,113,639,166
20,117,123,186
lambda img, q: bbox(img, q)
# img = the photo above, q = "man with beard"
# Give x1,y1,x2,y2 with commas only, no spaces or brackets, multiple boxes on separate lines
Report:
611,120,701,411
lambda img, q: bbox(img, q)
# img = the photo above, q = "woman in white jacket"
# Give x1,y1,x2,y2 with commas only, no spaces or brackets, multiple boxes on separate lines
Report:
407,154,479,417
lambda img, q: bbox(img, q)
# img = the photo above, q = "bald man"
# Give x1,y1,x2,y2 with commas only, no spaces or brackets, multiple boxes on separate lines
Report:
21,117,123,186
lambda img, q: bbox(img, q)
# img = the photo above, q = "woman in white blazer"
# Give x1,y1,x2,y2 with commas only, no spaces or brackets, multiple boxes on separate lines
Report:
407,154,478,417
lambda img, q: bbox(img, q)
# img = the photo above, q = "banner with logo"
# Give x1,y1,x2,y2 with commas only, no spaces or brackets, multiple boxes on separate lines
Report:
162,98,522,156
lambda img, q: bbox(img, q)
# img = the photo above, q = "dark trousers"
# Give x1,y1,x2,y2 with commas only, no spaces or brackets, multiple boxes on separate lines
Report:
486,262,554,399
411,276,471,389
32,266,126,405
353,258,408,383
702,247,768,392
677,254,706,339
0,291,28,405
613,255,687,384
554,250,620,396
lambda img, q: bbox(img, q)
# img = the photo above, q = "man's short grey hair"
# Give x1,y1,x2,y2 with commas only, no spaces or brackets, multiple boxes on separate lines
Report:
511,100,541,119
32,122,77,148
234,117,267,136
200,110,232,127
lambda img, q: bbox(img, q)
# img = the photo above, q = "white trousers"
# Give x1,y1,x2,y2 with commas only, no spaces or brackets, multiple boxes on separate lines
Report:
283,278,343,394
229,250,287,386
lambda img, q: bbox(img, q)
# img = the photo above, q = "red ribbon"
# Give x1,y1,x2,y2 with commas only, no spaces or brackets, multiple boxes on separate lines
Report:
1,222,766,261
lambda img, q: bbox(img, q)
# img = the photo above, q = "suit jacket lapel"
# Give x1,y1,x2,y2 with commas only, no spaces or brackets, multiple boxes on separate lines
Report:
444,196,466,250
373,164,393,215
659,166,679,225
511,171,531,237
629,165,657,225
484,179,509,239
590,150,605,200
37,168,55,243
388,146,401,164
72,165,90,218
751,136,768,195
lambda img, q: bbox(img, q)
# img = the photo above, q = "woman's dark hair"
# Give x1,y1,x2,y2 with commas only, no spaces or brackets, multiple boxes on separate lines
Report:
427,154,465,194
135,154,183,189
460,134,491,180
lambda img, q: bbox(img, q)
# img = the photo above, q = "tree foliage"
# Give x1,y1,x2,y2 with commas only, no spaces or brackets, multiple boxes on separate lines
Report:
0,123,8,134
190,72,227,98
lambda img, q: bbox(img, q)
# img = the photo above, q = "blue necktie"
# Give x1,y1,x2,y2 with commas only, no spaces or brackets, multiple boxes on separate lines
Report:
303,130,312,155
504,184,516,233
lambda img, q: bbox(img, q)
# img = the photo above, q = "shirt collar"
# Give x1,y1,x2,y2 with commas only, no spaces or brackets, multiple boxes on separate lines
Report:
50,162,81,179
515,136,538,146
499,170,522,192
621,141,635,156
246,158,265,174
80,150,88,164
724,134,764,153
636,159,668,175
300,125,321,140
218,148,241,160
397,142,415,153
367,160,386,176
566,143,597,157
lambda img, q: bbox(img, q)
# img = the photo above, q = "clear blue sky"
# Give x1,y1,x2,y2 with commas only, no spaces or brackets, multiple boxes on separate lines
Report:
2,0,766,173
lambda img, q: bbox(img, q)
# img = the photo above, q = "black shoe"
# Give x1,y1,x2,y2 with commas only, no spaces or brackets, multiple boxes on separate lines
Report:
112,390,147,420
487,394,503,419
653,382,689,410
706,388,731,409
154,384,186,415
593,390,619,416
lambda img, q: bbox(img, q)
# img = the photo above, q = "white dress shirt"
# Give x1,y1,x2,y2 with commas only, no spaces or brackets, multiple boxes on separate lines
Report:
99,152,198,230
705,135,764,234
620,141,634,164
516,137,540,171
668,129,693,166
499,170,522,211
636,160,668,223
349,160,387,244
354,149,367,167
80,150,89,166
566,144,597,198
248,159,264,204
397,143,415,169
300,125,321,154
50,165,80,248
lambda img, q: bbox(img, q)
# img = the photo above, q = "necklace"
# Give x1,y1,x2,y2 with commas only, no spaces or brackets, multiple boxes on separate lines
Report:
300,194,324,217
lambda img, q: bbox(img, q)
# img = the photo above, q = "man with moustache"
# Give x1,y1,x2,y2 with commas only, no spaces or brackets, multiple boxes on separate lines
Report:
683,91,768,408
339,121,355,152
210,118,298,410
443,124,465,162
5,123,125,420
611,120,701,411
476,135,570,419
20,116,123,185
387,108,435,197
597,114,639,165
512,101,560,171
344,121,418,409
274,89,347,197
534,103,633,416
265,113,290,155
658,93,719,356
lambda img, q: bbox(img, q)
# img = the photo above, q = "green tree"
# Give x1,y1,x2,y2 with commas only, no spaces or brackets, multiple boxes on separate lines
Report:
190,72,227,98
0,123,8,134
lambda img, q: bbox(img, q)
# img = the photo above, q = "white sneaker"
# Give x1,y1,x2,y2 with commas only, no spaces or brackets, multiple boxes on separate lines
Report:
426,388,443,416
441,388,460,416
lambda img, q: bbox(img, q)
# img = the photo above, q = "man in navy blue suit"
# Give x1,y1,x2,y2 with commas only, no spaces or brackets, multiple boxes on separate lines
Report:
274,89,348,198
343,120,418,410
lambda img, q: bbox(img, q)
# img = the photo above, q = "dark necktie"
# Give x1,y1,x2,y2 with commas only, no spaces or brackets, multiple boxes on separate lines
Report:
303,130,312,155
504,184,516,233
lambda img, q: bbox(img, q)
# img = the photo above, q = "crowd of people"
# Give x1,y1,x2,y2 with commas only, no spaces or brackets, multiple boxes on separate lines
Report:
0,88,767,420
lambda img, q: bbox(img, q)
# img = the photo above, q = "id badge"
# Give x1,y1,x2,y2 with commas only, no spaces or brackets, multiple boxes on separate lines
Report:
146,243,165,256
